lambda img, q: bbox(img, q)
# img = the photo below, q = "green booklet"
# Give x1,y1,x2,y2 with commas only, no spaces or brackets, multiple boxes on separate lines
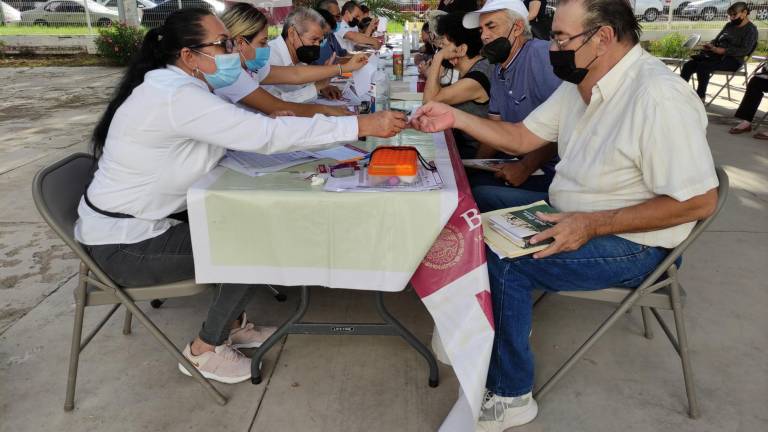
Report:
488,202,557,248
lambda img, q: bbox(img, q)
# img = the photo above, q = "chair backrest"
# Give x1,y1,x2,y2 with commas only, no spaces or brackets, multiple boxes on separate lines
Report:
635,166,729,291
31,152,115,285
683,34,701,50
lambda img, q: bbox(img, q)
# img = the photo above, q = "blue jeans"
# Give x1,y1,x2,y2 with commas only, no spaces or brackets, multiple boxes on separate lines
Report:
485,235,669,397
469,171,553,212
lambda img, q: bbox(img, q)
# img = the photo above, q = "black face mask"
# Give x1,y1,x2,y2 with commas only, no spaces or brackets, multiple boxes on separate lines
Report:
441,58,454,69
293,28,321,64
482,28,514,64
548,30,599,84
731,17,743,25
348,18,360,27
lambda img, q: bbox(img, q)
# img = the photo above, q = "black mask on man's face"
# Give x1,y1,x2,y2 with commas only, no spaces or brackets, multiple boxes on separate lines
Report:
731,17,743,25
348,17,360,27
441,58,454,69
482,27,515,64
293,27,321,64
548,30,599,84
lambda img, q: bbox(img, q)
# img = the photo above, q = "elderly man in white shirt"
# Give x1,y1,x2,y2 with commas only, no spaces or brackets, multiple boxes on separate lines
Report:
264,7,341,103
410,0,719,429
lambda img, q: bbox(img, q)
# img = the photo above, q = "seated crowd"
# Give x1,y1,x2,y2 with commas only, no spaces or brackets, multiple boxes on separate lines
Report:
77,0,723,430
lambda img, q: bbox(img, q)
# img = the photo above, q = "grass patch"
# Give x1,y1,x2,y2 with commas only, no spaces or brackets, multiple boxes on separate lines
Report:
0,53,111,67
0,25,94,35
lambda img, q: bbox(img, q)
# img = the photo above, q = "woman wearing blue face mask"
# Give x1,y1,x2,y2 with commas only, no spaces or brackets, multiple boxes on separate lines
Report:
219,4,369,113
77,8,407,385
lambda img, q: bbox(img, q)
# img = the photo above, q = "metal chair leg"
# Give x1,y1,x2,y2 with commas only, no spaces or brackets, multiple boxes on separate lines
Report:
669,270,700,419
535,290,641,399
641,306,654,339
122,310,133,335
64,268,87,412
109,287,227,406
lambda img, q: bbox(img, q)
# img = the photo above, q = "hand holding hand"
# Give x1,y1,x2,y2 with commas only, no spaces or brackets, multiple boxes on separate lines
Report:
409,102,457,132
529,212,596,259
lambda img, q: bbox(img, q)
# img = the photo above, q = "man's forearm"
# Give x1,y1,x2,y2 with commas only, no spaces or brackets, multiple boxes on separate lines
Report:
454,110,542,155
346,32,379,47
519,142,557,173
584,190,718,238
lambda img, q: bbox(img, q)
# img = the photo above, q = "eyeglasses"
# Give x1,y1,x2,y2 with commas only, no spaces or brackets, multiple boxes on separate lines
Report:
549,27,600,51
187,38,236,54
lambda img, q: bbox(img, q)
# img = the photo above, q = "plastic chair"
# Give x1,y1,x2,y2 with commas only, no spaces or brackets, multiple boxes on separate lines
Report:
533,167,729,419
32,152,226,411
659,34,701,73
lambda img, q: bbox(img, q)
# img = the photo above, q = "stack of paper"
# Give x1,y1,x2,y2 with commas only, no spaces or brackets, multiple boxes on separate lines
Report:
220,145,367,177
324,165,443,193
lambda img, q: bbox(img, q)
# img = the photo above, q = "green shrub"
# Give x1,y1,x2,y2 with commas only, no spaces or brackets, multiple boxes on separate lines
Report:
95,23,145,66
648,32,691,58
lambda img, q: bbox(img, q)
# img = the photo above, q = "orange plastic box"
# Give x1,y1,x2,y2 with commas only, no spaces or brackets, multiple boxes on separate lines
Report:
367,146,419,186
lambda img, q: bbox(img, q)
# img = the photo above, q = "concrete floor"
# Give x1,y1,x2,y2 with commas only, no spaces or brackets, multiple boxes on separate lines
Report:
0,66,766,432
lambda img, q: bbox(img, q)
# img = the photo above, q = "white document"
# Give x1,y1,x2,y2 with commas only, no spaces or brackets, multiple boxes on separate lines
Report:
324,165,443,192
352,54,378,97
308,144,367,161
221,150,315,176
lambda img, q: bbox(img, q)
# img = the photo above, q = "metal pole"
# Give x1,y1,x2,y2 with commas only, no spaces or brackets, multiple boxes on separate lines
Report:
122,0,139,26
666,0,674,31
177,0,183,11
84,0,94,35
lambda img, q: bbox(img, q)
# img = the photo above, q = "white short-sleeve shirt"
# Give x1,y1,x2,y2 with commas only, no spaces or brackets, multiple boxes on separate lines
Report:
523,45,718,248
335,21,358,53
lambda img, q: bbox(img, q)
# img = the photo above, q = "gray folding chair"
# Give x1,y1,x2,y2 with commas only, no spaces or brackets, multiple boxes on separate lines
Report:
32,152,226,411
533,167,729,419
705,43,757,107
659,34,701,73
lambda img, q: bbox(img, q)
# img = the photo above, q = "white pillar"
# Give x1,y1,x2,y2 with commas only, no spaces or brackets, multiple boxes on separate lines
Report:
121,0,141,27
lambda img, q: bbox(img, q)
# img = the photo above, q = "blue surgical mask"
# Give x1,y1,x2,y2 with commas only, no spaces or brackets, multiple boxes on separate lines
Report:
195,51,242,89
243,46,270,72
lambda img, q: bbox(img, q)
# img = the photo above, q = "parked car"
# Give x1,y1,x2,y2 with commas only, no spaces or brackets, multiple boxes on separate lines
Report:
139,0,222,28
1,0,22,22
20,0,118,25
664,0,693,15
98,0,155,10
633,0,665,21
682,0,768,21
3,0,45,12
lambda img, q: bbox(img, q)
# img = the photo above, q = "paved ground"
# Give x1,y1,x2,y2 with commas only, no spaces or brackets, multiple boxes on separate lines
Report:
0,65,766,432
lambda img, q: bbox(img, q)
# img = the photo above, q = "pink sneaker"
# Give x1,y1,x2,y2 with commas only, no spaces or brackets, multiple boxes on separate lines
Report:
178,343,251,384
229,313,277,349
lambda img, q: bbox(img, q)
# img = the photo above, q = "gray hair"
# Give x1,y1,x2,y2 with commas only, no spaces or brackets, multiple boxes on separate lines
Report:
281,7,324,39
317,0,339,11
505,10,532,39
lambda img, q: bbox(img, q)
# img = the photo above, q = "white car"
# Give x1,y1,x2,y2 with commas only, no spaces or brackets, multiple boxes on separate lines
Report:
632,0,665,21
1,0,22,22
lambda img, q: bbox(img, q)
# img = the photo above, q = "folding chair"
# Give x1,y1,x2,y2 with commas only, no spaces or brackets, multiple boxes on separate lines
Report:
659,34,701,73
533,167,729,419
705,43,758,107
32,152,226,411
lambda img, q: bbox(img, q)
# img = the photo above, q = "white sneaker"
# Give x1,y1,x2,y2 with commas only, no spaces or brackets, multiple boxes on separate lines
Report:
476,390,538,431
178,343,251,384
228,313,277,349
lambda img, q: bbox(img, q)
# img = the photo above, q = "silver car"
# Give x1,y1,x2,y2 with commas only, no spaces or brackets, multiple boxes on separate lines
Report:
21,0,118,26
682,0,768,21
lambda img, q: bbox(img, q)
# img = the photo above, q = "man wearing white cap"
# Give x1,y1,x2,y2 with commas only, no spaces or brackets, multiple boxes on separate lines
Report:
464,0,562,215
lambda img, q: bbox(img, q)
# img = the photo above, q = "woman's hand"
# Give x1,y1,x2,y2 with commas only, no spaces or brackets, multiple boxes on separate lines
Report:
321,105,355,116
342,53,370,73
409,102,457,132
358,111,408,138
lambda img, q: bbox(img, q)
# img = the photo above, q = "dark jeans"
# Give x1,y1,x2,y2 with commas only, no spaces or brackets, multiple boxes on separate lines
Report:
84,223,257,346
485,235,668,397
469,170,554,212
735,76,768,122
681,56,742,98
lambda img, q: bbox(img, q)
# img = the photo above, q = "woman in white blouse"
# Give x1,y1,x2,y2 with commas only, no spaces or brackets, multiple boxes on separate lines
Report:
76,8,406,384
